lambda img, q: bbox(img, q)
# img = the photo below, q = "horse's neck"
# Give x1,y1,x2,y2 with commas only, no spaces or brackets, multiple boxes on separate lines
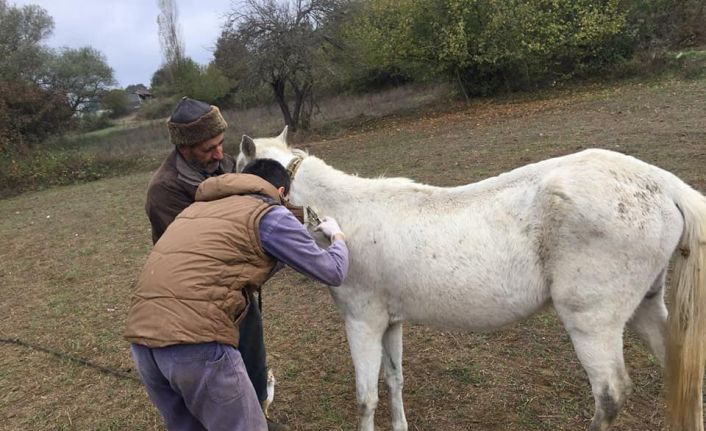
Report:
291,157,361,211
290,156,472,210
289,154,547,216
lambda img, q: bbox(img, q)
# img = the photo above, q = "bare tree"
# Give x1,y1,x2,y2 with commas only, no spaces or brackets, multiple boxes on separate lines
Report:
221,0,346,131
157,0,184,82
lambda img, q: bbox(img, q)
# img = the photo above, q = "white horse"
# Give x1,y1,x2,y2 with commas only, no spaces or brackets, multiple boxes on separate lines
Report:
237,127,706,431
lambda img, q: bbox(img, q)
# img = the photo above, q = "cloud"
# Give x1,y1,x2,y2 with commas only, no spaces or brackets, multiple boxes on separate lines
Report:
11,0,233,86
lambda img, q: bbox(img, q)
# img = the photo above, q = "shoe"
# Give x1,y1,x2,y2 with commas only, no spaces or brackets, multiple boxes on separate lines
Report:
267,419,290,431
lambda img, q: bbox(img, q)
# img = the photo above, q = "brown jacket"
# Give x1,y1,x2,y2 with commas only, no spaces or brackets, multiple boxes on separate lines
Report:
124,174,281,348
145,149,236,244
145,149,304,243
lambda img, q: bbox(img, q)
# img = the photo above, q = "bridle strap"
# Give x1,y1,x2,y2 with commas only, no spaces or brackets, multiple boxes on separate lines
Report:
286,156,304,181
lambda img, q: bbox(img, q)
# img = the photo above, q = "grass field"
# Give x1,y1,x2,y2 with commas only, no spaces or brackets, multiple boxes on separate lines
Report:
1,75,705,431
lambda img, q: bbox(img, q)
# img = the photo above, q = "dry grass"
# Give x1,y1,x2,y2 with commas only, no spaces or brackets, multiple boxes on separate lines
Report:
222,83,454,143
1,76,705,430
72,83,453,157
0,84,452,199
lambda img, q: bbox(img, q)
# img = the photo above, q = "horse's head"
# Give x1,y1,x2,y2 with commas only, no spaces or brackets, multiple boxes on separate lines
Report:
236,126,298,172
237,125,321,231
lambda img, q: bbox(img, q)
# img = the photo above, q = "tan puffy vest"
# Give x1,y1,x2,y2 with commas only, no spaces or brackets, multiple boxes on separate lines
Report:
124,174,281,348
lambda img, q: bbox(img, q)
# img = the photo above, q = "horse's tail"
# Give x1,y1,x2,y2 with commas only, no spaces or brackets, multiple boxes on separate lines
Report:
666,183,706,431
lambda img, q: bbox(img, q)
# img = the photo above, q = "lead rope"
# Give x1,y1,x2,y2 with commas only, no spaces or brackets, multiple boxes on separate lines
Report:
0,337,141,382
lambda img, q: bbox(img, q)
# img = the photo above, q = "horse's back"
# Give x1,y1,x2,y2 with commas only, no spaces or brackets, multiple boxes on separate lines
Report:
338,149,686,330
534,149,683,249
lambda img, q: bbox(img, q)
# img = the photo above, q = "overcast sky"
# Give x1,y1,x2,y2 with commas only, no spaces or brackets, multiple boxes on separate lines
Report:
12,0,234,87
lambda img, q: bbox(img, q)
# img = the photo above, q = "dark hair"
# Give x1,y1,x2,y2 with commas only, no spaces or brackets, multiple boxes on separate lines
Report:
242,159,291,194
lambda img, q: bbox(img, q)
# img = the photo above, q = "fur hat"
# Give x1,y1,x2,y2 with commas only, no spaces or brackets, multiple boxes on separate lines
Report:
167,97,228,147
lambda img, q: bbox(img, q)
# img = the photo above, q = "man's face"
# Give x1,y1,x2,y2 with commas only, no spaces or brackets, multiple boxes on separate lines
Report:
179,132,225,173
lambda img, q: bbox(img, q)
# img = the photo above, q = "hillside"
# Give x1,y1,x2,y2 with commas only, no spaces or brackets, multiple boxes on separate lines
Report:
1,75,705,430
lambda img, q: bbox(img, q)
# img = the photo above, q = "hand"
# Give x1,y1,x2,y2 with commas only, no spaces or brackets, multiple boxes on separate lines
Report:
315,216,345,241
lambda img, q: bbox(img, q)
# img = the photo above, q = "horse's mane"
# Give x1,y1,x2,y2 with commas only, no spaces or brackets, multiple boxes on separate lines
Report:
300,151,553,202
302,155,438,197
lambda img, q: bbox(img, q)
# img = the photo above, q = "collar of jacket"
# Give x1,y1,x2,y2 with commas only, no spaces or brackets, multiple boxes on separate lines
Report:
175,150,235,187
195,173,282,203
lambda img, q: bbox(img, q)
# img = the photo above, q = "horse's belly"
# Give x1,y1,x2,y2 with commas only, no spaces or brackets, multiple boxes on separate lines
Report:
341,222,548,330
397,283,549,330
399,292,547,331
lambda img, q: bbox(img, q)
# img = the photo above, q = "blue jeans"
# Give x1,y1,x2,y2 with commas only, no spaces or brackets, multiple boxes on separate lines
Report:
131,342,267,431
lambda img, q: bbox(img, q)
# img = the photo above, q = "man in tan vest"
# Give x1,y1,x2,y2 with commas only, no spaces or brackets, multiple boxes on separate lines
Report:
125,159,348,431
144,97,297,430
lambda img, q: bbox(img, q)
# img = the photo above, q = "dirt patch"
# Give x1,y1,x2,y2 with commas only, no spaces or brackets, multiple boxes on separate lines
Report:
1,77,704,430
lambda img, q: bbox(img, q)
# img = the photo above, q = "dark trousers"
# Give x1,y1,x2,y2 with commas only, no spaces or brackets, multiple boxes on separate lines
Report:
239,291,267,403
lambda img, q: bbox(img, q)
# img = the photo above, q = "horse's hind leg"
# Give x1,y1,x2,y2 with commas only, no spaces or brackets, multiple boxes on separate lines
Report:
554,275,638,431
561,319,632,431
628,270,667,365
382,322,408,431
345,317,386,431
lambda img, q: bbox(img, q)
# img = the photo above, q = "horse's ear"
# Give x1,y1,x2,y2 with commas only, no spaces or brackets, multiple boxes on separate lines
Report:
278,125,289,147
240,135,256,158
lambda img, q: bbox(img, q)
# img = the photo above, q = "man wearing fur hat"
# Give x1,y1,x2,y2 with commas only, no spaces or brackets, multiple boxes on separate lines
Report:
145,97,234,243
143,97,290,430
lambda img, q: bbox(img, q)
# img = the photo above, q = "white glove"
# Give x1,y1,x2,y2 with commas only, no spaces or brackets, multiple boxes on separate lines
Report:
315,216,345,241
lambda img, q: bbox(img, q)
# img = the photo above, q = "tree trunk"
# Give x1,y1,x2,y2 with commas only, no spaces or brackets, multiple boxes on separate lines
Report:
271,78,295,132
300,82,314,130
290,78,313,130
291,86,303,129
455,68,470,104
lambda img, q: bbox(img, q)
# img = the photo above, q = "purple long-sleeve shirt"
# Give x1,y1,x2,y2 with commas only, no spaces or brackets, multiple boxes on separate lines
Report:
259,206,349,286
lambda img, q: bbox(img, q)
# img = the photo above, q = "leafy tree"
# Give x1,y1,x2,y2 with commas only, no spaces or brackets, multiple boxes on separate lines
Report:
0,0,71,153
0,1,119,151
0,0,53,81
220,0,346,131
151,57,231,104
213,33,249,84
101,89,131,118
150,65,170,92
191,63,232,104
42,47,116,113
212,32,250,104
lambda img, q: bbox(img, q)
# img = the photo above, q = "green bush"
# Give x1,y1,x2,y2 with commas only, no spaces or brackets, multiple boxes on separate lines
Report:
0,134,166,198
76,113,112,132
0,150,113,197
0,80,73,154
624,0,705,49
347,0,635,96
136,97,177,120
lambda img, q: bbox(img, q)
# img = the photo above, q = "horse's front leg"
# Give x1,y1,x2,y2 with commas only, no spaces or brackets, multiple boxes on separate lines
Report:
383,322,408,431
345,316,387,431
